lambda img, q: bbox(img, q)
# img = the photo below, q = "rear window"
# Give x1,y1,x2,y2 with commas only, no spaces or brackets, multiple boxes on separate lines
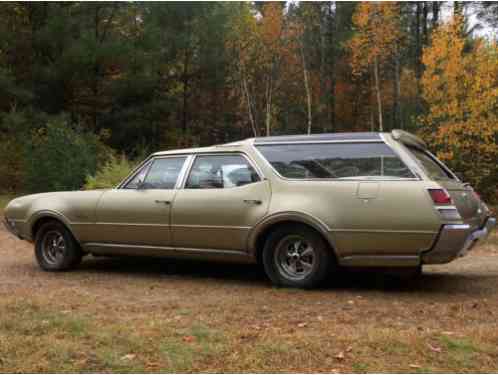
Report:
255,143,415,179
406,147,454,180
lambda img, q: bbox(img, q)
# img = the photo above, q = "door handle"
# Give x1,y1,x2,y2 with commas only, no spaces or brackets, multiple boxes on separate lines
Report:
154,200,171,205
243,199,262,205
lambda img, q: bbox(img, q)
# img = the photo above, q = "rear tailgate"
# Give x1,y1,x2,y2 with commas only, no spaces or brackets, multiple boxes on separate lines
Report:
437,180,486,227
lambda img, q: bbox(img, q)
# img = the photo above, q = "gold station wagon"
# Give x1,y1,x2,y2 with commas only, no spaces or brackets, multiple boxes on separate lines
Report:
3,130,496,288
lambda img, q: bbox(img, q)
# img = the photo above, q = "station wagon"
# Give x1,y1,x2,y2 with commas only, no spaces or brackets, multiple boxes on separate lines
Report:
3,130,496,288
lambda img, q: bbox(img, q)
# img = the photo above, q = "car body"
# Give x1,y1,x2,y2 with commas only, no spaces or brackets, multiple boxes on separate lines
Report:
3,129,496,288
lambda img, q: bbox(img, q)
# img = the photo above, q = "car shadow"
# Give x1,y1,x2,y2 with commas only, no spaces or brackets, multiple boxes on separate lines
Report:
77,255,498,296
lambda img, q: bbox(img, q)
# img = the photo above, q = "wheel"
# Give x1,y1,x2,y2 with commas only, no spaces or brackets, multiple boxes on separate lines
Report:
34,220,82,271
262,224,334,288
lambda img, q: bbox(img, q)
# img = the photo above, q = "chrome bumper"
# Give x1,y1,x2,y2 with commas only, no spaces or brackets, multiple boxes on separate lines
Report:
422,217,496,264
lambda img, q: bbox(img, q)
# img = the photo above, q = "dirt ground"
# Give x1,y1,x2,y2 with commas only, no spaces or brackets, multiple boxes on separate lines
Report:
1,223,498,373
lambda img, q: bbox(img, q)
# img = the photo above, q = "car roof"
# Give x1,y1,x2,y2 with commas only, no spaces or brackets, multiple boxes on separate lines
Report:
152,132,384,156
253,132,381,144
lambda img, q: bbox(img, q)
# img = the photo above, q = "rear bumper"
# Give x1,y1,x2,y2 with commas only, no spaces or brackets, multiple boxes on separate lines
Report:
422,216,496,264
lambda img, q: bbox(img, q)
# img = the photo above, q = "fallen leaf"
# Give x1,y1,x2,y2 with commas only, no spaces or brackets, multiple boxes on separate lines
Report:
317,315,324,322
335,351,345,360
346,346,353,353
121,354,136,361
428,343,442,353
442,331,455,336
183,335,195,343
297,322,307,328
409,364,421,369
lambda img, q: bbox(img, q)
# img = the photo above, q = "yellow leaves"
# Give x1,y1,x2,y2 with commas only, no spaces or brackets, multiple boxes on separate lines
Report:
419,15,498,198
349,2,402,75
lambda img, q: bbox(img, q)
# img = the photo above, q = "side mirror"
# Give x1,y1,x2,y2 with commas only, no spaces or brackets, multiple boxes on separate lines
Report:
136,179,145,190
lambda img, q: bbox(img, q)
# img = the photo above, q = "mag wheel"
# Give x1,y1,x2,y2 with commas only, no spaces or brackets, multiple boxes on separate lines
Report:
263,224,334,288
35,221,82,271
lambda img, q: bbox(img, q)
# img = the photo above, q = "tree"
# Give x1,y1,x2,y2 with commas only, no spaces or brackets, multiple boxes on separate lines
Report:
419,16,498,201
349,2,403,131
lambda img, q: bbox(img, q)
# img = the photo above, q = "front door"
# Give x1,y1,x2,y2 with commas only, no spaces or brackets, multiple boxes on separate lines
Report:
171,154,270,251
95,156,187,246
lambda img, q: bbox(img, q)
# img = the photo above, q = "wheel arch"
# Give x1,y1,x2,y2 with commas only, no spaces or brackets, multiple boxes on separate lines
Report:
248,212,338,263
29,210,80,244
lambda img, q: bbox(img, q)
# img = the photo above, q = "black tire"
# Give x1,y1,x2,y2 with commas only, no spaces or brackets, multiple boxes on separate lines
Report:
262,224,334,288
34,220,82,271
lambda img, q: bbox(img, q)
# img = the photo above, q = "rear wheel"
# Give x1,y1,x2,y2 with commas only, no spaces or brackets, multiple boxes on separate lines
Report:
35,221,82,271
262,224,334,288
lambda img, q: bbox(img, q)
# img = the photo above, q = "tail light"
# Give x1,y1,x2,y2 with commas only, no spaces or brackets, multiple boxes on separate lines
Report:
428,188,452,205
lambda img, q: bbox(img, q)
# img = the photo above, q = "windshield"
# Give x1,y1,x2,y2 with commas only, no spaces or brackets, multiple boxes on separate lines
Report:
406,147,454,180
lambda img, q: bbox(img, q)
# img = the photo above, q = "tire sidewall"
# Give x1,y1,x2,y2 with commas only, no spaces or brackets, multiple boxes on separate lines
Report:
35,221,81,271
262,224,333,288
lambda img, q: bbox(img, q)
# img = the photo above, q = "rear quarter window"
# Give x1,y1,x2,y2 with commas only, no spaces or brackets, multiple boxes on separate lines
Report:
406,147,454,180
255,142,415,179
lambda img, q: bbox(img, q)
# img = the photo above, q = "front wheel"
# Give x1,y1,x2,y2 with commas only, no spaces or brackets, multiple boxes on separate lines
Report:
262,224,334,288
35,221,82,271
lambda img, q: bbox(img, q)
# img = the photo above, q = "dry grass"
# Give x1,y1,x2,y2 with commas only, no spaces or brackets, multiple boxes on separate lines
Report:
0,196,497,372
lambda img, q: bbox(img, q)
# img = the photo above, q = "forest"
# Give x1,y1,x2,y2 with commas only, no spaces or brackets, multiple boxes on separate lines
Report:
0,2,497,201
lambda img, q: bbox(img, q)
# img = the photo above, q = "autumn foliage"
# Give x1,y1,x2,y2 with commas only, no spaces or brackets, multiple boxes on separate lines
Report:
419,16,498,200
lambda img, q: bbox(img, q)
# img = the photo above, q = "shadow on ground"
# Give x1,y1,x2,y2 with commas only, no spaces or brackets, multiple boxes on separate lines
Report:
77,255,497,296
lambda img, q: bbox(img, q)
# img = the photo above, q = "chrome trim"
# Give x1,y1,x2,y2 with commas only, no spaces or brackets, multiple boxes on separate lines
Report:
95,222,170,227
83,242,247,256
252,140,422,182
331,228,437,234
434,205,458,210
444,224,470,230
175,155,194,189
180,151,266,189
253,139,382,145
171,224,251,230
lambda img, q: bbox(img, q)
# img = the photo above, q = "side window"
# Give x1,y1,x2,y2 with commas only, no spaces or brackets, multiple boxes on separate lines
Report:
142,157,187,189
124,157,186,189
123,161,151,189
256,143,415,179
185,155,260,189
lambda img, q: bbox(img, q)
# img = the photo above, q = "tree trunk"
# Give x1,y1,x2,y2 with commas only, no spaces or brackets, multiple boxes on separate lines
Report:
393,46,402,129
265,74,273,136
328,2,336,133
182,49,190,135
415,2,422,116
300,44,312,135
422,2,429,45
373,56,383,132
432,2,440,27
241,70,258,137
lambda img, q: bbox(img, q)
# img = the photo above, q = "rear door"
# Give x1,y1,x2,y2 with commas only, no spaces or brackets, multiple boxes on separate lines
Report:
171,153,270,251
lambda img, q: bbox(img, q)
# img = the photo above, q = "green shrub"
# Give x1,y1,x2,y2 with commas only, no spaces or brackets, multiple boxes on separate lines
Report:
24,116,103,192
84,154,135,190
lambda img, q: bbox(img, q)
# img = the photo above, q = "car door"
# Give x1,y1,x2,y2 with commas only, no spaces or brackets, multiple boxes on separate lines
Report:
94,156,188,246
171,153,270,251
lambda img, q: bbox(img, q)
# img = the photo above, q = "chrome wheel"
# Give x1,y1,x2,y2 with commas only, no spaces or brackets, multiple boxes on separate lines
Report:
41,230,66,266
274,235,316,281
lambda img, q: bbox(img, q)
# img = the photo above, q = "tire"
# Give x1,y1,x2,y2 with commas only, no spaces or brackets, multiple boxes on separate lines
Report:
262,224,334,288
34,220,82,271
